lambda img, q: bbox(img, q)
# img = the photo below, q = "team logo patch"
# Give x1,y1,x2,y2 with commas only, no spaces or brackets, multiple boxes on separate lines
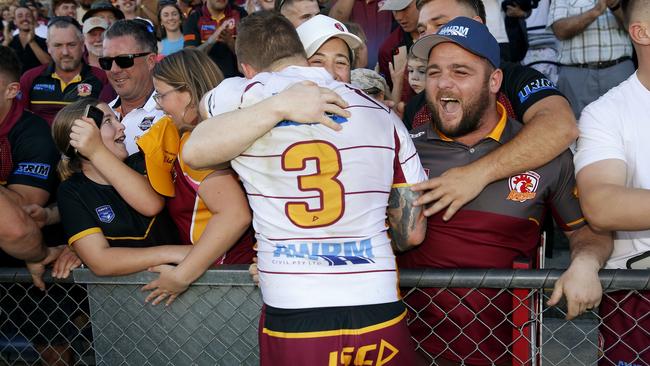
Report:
95,205,115,223
138,116,155,131
77,83,92,97
507,171,540,202
334,22,344,31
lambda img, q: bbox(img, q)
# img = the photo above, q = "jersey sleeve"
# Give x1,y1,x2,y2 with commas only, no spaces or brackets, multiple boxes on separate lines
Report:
7,116,59,194
573,100,624,174
549,149,587,231
202,77,248,117
182,11,201,47
501,62,564,121
391,113,427,186
58,181,102,245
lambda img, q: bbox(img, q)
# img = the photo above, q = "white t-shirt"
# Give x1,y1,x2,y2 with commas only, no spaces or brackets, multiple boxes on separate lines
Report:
109,92,165,155
484,0,509,43
208,66,427,308
574,72,650,269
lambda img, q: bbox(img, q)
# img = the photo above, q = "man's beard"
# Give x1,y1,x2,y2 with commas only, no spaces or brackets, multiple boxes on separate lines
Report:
427,80,491,139
58,57,82,72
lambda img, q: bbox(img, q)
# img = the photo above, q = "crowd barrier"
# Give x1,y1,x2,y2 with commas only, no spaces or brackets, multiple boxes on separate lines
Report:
0,267,648,365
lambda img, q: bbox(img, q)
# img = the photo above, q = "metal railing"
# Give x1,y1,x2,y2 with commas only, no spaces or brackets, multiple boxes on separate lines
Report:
0,267,648,365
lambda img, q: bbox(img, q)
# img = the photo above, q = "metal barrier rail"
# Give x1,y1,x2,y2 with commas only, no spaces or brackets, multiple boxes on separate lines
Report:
0,267,648,365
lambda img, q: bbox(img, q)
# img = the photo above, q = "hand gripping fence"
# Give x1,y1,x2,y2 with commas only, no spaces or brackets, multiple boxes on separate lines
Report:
0,267,648,365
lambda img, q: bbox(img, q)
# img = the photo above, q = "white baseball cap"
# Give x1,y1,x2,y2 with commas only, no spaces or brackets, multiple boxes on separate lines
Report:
82,16,108,34
296,15,363,58
379,0,413,11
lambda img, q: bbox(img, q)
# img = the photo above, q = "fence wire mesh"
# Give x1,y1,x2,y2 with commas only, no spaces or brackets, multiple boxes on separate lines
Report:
0,267,647,365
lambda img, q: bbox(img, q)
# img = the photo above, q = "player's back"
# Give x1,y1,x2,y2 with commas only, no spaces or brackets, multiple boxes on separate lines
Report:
231,66,425,309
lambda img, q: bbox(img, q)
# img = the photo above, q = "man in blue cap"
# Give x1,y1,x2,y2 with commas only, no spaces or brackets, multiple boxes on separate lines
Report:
398,17,612,365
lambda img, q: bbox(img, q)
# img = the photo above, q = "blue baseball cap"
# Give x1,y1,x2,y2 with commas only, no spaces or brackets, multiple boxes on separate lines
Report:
411,17,500,68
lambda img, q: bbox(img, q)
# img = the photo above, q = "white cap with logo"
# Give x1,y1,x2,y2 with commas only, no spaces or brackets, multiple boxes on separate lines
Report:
296,15,363,58
82,16,109,34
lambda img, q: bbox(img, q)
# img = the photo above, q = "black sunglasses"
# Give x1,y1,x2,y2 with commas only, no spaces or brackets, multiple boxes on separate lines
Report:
47,15,82,31
98,52,151,70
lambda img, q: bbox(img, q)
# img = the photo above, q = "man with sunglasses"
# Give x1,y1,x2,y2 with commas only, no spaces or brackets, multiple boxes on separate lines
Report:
102,19,164,155
19,16,113,125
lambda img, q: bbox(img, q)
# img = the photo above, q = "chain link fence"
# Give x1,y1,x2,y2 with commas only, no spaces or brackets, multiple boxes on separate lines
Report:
0,267,648,365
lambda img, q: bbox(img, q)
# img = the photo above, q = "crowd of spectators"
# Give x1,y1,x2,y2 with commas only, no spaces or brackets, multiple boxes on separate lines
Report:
0,0,647,364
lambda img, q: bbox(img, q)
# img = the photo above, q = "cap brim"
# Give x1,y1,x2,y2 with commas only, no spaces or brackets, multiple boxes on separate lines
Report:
411,34,458,60
305,33,363,58
378,0,412,11
144,159,175,197
82,7,124,22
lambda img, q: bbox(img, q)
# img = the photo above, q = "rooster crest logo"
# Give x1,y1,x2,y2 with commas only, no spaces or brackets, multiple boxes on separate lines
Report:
507,171,540,202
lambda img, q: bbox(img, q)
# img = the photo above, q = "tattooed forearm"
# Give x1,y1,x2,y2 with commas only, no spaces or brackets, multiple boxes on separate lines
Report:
388,186,424,252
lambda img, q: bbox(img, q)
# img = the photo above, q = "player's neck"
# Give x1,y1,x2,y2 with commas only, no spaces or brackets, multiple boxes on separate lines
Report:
268,56,309,72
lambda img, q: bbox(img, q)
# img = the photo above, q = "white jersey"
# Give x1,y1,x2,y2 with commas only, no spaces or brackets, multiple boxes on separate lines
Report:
223,66,426,308
109,92,165,155
574,72,650,269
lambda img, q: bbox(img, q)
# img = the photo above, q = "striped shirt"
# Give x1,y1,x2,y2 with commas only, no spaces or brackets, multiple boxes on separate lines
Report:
547,0,631,64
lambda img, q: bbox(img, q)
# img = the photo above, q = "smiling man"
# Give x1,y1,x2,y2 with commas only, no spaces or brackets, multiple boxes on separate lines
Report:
102,19,164,155
398,17,612,365
19,16,112,125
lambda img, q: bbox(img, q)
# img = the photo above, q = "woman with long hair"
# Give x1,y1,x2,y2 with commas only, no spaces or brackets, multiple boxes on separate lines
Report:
157,0,184,56
53,99,190,276
141,49,254,305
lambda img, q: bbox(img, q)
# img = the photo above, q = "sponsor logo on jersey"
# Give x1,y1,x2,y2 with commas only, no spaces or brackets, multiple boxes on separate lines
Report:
517,78,557,103
33,83,56,92
95,205,115,223
410,131,425,139
507,171,540,202
77,83,92,97
14,163,50,179
617,362,642,366
439,25,469,37
273,239,375,266
138,116,155,131
328,339,398,366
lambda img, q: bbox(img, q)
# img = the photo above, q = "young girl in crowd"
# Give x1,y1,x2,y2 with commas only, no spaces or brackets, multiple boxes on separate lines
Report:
52,99,190,276
157,0,184,56
141,49,254,305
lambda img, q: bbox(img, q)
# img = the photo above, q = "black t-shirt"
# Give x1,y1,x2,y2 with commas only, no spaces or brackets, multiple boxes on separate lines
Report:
58,153,180,248
402,62,565,129
9,35,48,74
0,111,60,267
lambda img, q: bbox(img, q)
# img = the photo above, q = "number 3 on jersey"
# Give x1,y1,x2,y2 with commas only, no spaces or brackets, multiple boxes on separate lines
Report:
281,141,344,228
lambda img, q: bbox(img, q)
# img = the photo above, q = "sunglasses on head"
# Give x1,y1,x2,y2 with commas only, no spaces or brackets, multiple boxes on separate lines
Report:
98,52,151,70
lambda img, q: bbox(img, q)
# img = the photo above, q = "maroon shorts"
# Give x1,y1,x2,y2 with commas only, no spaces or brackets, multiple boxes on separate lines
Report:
598,290,650,366
258,301,424,366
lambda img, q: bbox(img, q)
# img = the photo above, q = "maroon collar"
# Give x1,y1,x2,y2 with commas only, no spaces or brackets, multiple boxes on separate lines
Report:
0,100,22,138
